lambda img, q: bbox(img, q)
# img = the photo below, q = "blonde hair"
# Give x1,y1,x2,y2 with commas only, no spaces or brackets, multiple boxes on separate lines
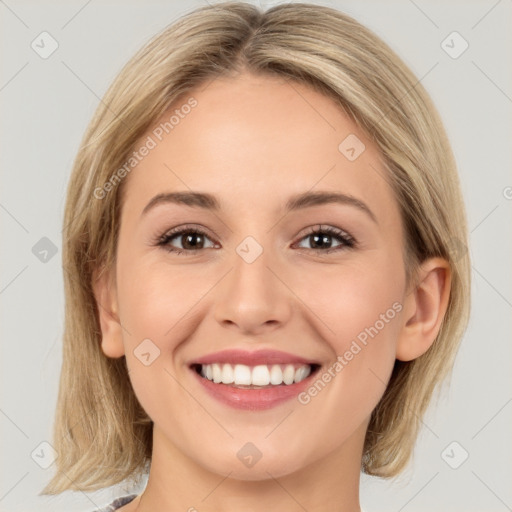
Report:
42,1,471,494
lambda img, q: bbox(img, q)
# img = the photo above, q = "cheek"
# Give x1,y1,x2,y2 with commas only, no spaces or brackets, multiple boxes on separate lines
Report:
115,258,203,419
296,256,404,395
294,269,403,442
116,257,202,344
298,254,405,342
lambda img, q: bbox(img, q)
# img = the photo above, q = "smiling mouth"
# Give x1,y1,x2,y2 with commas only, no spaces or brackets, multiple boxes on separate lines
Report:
191,363,321,388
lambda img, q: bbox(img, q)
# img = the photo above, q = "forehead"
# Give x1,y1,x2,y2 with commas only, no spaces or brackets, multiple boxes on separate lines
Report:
121,73,398,221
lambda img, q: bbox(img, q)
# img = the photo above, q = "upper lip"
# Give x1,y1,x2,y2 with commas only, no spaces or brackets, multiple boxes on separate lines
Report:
189,349,320,367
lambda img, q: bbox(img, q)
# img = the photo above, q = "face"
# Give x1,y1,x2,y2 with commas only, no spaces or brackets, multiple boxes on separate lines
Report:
99,72,412,480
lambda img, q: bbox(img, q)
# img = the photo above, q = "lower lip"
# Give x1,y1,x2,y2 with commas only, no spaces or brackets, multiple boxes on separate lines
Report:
190,366,318,410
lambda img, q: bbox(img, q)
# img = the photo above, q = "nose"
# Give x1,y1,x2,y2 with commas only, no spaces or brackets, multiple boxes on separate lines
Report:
213,241,293,335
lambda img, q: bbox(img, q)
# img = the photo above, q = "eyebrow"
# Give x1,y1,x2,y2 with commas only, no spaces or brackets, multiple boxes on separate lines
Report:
141,190,377,224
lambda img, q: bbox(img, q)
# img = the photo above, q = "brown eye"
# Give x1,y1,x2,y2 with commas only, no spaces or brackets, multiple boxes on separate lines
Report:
156,224,356,256
157,227,216,254
294,225,355,253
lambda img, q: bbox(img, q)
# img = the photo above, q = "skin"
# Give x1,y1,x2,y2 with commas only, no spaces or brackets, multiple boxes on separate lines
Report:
93,72,451,512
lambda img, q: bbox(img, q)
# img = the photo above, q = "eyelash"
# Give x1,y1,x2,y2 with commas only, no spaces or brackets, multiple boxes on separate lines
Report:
155,224,357,256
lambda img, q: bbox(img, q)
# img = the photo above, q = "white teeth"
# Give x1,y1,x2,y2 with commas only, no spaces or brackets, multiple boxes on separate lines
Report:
251,365,270,386
221,363,234,384
283,365,295,385
197,363,313,386
212,363,222,383
294,365,311,383
233,364,252,385
269,365,283,385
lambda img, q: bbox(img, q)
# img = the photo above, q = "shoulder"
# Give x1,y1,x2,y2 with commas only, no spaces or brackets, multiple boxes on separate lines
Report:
89,494,138,512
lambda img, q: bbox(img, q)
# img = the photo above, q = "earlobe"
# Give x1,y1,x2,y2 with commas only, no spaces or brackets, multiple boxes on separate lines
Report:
396,258,451,362
92,266,125,359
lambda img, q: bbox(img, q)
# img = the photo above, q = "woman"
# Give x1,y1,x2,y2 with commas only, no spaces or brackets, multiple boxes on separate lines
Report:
42,2,470,510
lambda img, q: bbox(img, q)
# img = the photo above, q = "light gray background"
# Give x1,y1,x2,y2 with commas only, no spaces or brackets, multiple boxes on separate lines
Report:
1,1,511,511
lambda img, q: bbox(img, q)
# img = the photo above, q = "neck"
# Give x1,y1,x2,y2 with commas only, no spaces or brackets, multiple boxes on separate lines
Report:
133,424,365,512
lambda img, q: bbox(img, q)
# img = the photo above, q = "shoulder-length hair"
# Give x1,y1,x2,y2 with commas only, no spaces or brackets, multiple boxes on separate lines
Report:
42,1,470,494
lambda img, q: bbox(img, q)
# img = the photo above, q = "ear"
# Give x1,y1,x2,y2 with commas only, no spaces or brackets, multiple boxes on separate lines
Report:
92,265,125,358
396,257,451,361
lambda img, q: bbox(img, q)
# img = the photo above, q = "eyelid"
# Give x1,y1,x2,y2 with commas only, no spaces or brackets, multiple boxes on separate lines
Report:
298,224,355,244
155,223,213,244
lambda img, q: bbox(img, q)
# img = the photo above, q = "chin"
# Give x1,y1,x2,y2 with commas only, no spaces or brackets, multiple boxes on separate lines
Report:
198,446,309,482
